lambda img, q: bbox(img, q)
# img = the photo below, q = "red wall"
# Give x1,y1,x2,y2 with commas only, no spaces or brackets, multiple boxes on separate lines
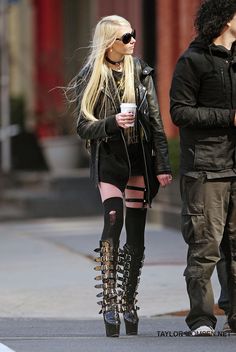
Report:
156,0,200,137
34,0,64,129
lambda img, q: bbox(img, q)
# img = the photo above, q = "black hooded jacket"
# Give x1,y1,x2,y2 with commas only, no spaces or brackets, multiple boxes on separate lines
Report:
170,39,236,175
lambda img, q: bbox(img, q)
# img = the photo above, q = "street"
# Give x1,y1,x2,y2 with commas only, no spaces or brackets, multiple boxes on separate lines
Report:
0,217,234,351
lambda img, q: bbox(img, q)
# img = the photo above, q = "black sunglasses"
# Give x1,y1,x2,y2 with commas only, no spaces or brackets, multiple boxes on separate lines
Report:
116,29,136,44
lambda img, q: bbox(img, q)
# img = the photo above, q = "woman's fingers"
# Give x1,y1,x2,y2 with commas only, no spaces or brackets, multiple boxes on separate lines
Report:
157,174,172,187
116,113,135,128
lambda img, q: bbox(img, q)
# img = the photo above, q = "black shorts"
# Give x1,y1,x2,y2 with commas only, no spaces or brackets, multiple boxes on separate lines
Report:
98,140,144,192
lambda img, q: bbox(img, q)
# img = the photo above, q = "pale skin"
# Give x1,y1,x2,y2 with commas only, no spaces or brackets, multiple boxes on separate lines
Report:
102,25,172,193
99,178,147,208
213,13,236,126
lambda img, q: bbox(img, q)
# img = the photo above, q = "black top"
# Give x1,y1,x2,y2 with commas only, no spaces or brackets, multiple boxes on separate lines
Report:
112,69,139,145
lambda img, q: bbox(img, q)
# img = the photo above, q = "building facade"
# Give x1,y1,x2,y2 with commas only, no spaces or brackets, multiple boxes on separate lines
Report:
8,0,201,138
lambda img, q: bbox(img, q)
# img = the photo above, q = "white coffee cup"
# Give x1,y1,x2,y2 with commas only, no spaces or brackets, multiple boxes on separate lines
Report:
120,103,137,127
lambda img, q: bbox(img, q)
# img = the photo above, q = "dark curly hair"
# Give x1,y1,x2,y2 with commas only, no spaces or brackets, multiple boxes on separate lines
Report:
195,0,236,43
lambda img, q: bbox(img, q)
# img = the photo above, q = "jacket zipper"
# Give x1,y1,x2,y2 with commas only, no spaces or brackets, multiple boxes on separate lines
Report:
95,140,102,185
138,119,148,141
140,137,151,207
138,87,151,205
138,88,147,112
228,61,234,109
220,68,227,101
121,132,131,180
136,85,148,141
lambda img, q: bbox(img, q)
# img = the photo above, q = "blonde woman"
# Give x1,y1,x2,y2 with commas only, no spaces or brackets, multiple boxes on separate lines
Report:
74,15,172,337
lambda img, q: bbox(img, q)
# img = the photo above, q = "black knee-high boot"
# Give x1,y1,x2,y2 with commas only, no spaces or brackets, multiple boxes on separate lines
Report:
122,207,146,335
94,198,124,337
94,239,123,337
121,244,145,335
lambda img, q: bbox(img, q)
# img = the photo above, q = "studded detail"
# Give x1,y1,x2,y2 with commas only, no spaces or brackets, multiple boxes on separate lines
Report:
94,264,114,271
93,239,124,337
120,243,145,335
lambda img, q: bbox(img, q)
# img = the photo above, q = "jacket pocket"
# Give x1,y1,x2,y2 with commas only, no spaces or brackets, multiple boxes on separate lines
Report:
194,136,226,171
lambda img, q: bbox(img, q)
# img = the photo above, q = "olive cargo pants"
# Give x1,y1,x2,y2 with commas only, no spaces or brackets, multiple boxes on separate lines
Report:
180,175,236,331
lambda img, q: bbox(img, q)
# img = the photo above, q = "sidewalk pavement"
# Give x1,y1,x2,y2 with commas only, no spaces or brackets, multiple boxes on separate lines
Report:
0,216,230,352
0,216,221,319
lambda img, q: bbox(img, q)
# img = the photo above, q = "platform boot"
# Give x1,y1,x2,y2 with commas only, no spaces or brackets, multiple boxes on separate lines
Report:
94,239,123,337
121,243,145,335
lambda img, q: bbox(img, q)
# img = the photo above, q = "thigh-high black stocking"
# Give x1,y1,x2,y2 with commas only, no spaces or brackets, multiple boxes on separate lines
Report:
125,207,147,250
101,197,124,246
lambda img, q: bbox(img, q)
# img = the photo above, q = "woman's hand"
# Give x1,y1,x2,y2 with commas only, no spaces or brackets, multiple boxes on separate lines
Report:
116,112,135,129
157,174,172,187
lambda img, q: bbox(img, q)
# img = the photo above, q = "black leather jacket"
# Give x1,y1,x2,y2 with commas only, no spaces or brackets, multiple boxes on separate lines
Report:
77,57,171,203
170,39,236,175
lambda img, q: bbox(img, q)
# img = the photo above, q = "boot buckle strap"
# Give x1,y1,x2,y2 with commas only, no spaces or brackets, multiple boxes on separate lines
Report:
94,264,114,271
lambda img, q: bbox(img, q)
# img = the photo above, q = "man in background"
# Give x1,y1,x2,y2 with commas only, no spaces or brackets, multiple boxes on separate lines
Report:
170,0,236,336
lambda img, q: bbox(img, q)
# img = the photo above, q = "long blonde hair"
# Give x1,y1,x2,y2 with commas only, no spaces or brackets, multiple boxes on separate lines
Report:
78,15,136,121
